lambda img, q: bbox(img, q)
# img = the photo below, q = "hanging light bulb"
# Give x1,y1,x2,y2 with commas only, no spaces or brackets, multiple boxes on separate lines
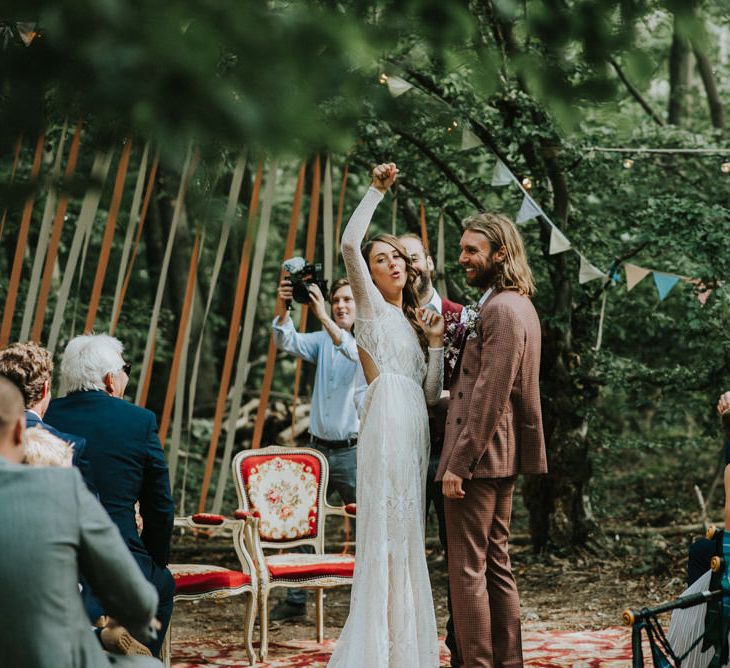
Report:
623,158,634,169
721,162,730,174
447,120,459,133
521,177,533,190
378,73,389,85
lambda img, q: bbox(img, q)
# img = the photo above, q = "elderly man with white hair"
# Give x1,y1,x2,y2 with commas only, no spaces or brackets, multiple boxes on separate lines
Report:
45,334,175,658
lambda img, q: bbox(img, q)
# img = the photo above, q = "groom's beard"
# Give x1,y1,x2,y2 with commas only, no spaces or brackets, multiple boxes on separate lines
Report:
467,265,500,290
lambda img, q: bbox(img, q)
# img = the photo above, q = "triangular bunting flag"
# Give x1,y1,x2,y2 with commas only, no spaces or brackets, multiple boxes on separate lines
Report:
491,159,513,187
624,263,651,290
652,272,680,301
515,195,541,225
461,125,483,151
549,226,571,255
579,255,607,284
686,278,712,306
386,75,413,97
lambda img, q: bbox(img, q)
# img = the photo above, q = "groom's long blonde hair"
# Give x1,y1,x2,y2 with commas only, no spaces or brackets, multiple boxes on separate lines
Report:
462,212,536,297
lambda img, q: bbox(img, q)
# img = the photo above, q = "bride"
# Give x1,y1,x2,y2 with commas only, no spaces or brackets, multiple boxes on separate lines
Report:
328,163,444,667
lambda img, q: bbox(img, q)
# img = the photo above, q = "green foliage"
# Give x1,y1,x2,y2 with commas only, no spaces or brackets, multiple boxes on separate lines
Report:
1,0,730,536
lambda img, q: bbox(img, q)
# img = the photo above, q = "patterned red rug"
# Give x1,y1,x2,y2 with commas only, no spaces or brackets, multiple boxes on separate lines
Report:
171,627,641,667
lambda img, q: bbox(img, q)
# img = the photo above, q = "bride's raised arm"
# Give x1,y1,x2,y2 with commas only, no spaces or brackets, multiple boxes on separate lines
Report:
340,164,397,320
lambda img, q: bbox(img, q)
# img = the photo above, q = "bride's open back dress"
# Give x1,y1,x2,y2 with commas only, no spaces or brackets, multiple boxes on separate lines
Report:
327,187,442,667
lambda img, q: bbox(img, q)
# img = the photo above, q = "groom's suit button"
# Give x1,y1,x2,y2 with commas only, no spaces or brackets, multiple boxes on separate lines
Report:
456,418,462,425
458,391,463,398
463,368,469,374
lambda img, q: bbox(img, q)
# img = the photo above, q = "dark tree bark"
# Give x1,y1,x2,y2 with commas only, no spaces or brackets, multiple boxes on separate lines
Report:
693,45,725,130
668,14,691,126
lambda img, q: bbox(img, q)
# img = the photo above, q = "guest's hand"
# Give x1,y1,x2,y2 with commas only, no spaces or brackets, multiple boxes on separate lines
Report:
442,470,465,499
308,284,328,322
416,307,444,347
718,392,730,436
717,392,730,416
277,278,294,304
371,162,398,193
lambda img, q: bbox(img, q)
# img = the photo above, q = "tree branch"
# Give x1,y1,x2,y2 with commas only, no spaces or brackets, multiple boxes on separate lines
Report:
391,126,485,210
608,56,665,127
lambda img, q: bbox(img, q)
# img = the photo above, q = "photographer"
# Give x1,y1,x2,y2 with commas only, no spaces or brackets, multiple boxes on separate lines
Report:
271,276,360,621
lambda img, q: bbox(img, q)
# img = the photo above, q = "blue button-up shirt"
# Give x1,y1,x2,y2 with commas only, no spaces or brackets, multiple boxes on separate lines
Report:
272,317,360,441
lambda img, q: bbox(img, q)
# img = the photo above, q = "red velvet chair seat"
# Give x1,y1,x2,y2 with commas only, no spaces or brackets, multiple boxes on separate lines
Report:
171,564,251,595
265,553,355,580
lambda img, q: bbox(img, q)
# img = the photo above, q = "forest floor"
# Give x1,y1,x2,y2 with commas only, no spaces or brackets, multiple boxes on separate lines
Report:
168,515,694,653
169,432,723,657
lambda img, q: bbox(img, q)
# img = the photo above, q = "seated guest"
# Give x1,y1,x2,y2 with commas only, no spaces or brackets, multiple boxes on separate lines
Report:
24,425,74,467
0,341,95,491
0,375,162,668
45,334,175,657
687,391,730,585
22,425,152,657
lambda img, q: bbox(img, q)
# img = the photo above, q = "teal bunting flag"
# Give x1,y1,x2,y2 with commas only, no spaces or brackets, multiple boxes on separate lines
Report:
653,272,680,301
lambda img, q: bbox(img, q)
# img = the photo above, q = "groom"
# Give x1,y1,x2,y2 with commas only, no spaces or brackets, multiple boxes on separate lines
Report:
437,212,547,667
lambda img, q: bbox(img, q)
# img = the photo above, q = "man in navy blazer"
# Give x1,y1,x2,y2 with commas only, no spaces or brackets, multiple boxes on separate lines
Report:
0,341,96,493
45,334,175,657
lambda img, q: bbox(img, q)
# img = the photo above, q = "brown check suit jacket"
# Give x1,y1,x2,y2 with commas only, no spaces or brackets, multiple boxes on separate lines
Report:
436,288,547,481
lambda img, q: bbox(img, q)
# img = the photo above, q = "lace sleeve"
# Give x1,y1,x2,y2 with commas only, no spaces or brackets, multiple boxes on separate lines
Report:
341,187,387,320
423,347,444,406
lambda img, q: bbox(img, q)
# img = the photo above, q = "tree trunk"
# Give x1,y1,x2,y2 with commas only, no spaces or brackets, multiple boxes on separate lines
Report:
693,45,725,130
668,14,691,126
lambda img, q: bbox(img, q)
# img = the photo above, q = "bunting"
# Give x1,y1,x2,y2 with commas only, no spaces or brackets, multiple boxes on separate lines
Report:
515,195,542,225
653,272,681,302
549,226,571,255
461,125,483,151
624,264,651,291
579,255,608,284
491,159,513,187
385,75,413,97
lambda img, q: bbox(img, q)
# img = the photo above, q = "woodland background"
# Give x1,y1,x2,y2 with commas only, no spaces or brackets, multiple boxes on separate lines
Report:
1,1,730,558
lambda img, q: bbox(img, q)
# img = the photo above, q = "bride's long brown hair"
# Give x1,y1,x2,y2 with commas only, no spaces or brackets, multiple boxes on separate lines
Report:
362,233,429,355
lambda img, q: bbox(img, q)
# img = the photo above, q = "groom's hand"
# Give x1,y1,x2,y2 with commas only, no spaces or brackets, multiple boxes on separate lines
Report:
442,470,465,499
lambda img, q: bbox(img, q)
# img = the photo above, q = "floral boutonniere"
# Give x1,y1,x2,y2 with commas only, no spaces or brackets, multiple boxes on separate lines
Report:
444,304,480,379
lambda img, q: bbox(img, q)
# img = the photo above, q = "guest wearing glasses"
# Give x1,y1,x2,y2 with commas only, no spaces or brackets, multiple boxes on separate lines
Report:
45,334,175,658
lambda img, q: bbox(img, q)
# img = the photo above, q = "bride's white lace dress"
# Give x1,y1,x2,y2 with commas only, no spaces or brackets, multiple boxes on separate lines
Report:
327,187,442,667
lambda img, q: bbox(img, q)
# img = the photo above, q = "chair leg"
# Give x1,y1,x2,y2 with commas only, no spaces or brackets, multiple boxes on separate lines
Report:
259,587,270,661
161,618,172,668
315,588,324,644
243,590,257,666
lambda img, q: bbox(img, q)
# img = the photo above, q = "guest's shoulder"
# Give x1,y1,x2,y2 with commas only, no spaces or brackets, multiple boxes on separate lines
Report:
110,397,156,423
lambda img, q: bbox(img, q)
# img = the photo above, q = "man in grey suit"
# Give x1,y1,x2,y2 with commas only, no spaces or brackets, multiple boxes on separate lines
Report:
0,375,162,668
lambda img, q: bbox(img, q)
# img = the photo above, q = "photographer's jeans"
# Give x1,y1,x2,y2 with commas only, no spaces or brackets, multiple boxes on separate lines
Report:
285,442,357,607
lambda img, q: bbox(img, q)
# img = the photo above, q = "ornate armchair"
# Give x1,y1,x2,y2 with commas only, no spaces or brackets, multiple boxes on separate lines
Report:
163,513,258,667
232,446,356,660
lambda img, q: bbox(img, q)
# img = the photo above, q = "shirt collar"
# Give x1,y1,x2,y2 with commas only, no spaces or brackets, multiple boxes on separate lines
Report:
478,288,494,307
425,289,443,314
26,409,42,420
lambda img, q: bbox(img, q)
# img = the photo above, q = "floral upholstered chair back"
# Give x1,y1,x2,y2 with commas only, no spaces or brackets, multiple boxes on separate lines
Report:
233,446,327,551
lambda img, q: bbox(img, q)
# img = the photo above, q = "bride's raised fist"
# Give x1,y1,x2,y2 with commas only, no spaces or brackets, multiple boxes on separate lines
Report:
370,162,398,193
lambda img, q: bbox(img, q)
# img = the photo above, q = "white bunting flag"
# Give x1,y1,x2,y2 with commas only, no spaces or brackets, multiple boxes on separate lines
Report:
461,125,483,151
579,255,607,284
515,195,541,224
386,75,413,97
549,226,571,255
491,159,513,187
